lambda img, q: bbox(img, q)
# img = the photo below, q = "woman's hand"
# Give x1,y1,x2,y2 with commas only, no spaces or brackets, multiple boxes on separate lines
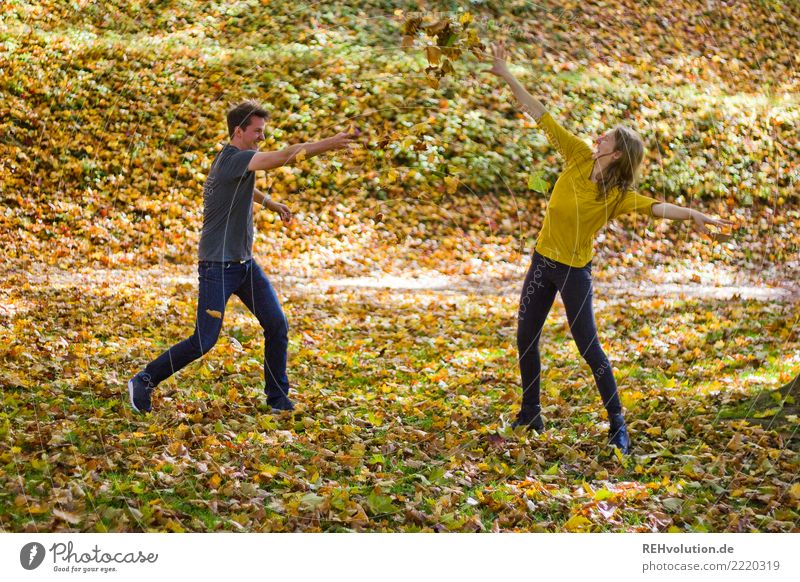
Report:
483,41,547,120
486,41,511,78
691,210,734,240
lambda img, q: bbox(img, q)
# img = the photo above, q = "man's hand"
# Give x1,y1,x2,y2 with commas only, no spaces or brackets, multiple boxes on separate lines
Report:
265,199,293,224
325,129,360,152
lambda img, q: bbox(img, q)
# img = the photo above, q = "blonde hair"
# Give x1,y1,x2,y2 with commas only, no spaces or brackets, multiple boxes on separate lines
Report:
596,125,645,201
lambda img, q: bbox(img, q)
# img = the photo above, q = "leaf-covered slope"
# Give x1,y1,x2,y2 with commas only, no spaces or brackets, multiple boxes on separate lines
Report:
1,0,798,268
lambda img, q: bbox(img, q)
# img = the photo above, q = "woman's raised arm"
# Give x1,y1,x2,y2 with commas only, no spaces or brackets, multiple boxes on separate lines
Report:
486,41,547,121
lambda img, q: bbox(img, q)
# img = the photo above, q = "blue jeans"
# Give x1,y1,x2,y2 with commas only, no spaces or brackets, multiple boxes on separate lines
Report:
517,251,622,415
143,258,290,401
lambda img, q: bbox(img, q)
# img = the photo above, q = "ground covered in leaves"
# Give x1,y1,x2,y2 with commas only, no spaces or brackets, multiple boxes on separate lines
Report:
1,0,799,532
1,256,798,532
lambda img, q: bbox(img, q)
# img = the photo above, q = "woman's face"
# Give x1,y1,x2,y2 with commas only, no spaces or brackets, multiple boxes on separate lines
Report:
592,130,621,161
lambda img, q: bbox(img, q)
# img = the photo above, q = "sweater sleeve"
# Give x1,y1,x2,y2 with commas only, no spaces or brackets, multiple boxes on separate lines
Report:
535,112,592,163
611,190,659,219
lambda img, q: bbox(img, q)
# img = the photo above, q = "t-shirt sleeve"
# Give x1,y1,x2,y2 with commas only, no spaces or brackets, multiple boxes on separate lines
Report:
217,149,257,182
535,112,592,163
611,190,659,219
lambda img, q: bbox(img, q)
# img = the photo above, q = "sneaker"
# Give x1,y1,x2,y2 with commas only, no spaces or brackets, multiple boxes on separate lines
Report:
608,413,631,454
128,372,155,413
511,406,545,432
267,395,295,413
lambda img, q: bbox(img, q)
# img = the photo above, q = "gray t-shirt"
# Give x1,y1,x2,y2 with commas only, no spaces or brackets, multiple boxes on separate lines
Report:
198,144,258,261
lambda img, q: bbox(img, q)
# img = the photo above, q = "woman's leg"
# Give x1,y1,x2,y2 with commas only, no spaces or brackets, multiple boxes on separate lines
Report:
555,262,622,415
555,261,630,452
516,253,558,414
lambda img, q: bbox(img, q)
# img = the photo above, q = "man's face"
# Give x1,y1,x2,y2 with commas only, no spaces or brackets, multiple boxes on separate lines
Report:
236,117,266,150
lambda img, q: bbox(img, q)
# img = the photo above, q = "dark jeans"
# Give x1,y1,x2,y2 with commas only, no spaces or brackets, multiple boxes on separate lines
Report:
143,258,290,401
517,251,622,415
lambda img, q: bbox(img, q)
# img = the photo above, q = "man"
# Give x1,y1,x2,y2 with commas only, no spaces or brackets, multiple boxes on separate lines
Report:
128,100,356,414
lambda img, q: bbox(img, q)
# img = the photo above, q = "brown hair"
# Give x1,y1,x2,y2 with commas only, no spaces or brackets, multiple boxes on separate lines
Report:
226,100,269,138
595,125,645,202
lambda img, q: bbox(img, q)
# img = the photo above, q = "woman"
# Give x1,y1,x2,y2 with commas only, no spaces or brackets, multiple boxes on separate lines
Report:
487,43,731,453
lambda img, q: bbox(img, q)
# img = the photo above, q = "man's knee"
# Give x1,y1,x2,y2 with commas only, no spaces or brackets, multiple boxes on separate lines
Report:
191,327,222,355
263,315,289,340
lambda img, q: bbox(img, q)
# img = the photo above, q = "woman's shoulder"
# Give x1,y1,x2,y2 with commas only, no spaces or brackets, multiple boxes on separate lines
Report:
562,149,594,174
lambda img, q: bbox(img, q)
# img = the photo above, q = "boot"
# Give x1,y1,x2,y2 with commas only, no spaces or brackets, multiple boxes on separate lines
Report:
608,413,631,454
512,405,545,432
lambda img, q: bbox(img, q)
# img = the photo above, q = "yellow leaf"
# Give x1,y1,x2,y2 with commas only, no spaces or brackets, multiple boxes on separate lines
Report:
295,148,307,162
594,488,614,501
258,464,280,478
564,514,592,532
165,519,185,533
209,474,222,489
206,309,222,319
788,483,800,500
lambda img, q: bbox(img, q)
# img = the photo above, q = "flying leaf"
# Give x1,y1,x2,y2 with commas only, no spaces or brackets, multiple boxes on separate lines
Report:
528,171,550,193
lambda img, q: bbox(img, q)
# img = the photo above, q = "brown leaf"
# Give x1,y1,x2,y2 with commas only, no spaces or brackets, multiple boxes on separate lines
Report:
426,46,441,65
404,508,427,525
53,509,82,525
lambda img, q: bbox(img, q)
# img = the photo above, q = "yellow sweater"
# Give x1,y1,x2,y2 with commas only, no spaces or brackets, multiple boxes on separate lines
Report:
533,112,659,268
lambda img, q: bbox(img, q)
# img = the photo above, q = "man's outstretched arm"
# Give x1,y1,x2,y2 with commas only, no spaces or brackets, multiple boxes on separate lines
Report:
247,131,357,172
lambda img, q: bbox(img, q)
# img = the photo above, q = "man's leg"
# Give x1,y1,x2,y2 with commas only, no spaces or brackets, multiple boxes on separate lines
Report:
234,260,291,404
142,262,234,386
517,252,558,414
